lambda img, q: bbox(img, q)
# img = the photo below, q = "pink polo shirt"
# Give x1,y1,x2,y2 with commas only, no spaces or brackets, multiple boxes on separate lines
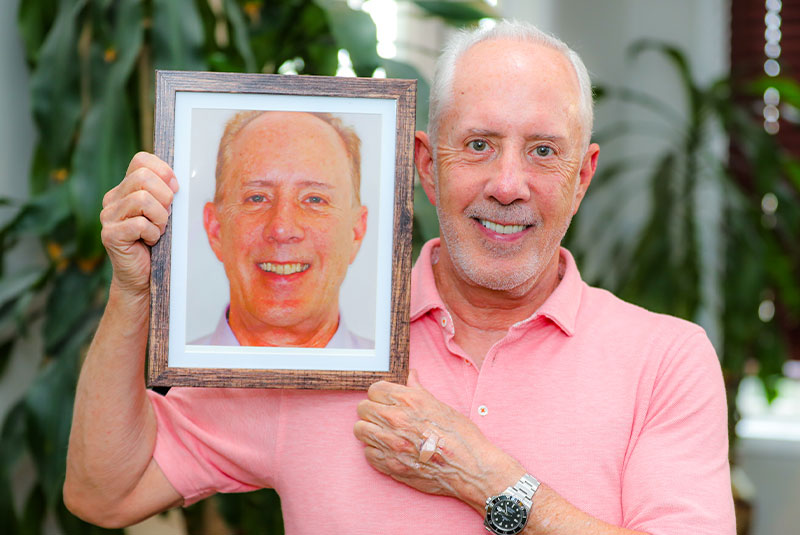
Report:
149,239,734,534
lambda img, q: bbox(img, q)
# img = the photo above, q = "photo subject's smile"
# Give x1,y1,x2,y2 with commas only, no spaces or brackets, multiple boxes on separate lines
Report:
256,261,311,276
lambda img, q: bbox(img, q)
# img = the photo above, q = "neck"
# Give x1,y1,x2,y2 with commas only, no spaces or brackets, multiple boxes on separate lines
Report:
432,242,563,364
228,307,339,348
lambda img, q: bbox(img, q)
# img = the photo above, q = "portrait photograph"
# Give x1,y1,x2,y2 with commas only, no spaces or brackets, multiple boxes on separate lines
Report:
147,72,416,389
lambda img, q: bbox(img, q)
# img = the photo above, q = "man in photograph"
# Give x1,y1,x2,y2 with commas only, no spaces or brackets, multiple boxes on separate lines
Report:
196,111,371,348
65,20,735,534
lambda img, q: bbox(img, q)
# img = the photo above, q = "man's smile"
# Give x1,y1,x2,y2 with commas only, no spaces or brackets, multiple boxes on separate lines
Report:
257,262,311,275
477,218,529,235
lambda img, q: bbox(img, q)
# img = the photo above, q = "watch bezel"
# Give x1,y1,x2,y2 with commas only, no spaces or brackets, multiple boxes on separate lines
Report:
484,494,529,535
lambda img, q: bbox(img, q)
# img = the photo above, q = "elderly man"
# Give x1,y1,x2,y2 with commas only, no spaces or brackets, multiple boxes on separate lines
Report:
65,20,735,534
196,111,370,348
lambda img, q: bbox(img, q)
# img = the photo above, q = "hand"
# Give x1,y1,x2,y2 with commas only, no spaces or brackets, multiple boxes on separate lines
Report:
354,370,525,512
100,152,178,296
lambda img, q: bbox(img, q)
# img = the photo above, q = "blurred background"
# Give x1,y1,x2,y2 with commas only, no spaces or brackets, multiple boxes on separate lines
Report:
1,1,798,534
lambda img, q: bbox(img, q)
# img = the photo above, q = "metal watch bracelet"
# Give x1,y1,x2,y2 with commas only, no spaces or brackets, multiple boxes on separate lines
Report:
504,473,540,511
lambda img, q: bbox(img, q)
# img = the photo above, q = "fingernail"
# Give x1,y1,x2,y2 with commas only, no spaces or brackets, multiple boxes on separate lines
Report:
169,177,179,192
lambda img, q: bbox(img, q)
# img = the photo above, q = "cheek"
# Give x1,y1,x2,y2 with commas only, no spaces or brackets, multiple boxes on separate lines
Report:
310,218,357,267
219,212,262,257
537,159,581,210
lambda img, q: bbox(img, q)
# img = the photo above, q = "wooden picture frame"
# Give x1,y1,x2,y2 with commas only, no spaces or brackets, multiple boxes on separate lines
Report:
147,70,415,390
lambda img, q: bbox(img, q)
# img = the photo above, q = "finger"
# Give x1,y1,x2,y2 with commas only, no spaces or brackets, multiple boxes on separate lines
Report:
112,167,176,210
101,190,171,234
354,420,418,457
102,216,163,249
367,380,411,406
356,399,410,430
126,152,177,192
406,368,425,390
363,446,391,474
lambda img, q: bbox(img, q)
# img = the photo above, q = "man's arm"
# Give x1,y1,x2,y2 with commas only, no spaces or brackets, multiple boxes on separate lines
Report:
354,370,646,535
63,153,183,528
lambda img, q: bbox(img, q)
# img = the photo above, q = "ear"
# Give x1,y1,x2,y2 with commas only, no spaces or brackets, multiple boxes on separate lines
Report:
349,205,368,264
203,201,225,262
572,143,599,215
414,131,437,206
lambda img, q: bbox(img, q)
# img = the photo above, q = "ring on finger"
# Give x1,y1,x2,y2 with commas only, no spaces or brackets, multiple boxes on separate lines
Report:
418,432,439,463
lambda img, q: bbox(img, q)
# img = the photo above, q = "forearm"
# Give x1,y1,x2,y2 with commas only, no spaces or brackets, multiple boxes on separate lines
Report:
64,283,160,519
460,464,645,535
522,484,645,535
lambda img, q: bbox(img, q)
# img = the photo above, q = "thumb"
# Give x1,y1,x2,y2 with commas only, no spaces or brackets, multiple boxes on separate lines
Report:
406,368,424,390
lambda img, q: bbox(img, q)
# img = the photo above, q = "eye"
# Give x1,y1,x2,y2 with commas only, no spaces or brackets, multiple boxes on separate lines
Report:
468,139,489,152
534,146,554,157
303,195,326,205
246,194,266,203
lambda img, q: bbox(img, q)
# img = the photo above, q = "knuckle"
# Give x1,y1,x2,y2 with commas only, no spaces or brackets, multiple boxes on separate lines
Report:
102,188,116,208
384,409,408,429
132,188,152,205
386,457,409,475
390,436,411,453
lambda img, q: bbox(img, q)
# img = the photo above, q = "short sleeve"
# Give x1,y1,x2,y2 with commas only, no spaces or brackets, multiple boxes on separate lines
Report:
620,331,735,534
148,387,280,505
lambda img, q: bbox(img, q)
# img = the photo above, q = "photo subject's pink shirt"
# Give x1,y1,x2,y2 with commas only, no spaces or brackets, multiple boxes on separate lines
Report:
149,239,735,534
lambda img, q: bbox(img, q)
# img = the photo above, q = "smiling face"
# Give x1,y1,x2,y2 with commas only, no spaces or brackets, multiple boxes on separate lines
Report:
418,39,599,293
203,112,367,346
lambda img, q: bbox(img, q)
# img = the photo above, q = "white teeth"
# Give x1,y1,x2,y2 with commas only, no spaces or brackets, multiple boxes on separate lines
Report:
258,262,310,275
479,219,526,235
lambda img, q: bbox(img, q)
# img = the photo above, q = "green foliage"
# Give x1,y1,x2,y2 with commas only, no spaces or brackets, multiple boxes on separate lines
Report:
566,41,800,427
2,0,492,533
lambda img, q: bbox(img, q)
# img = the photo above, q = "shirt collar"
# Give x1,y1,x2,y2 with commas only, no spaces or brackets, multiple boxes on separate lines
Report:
409,238,584,336
207,307,368,348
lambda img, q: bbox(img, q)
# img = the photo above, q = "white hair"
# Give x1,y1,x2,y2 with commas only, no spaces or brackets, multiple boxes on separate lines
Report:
428,19,594,149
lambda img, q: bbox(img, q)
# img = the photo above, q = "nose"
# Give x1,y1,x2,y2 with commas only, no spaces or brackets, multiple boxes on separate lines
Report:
484,150,531,205
264,198,304,243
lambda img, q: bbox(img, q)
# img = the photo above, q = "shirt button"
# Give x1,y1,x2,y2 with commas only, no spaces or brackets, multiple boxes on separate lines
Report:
478,405,488,416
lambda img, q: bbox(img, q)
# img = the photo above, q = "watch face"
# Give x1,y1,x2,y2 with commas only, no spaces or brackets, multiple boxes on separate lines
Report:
487,495,527,535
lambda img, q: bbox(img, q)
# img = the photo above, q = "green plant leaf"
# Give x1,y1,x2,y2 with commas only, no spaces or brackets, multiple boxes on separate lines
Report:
43,267,102,354
628,40,701,117
747,76,800,109
23,350,79,509
0,183,72,241
16,0,59,63
216,488,284,535
19,484,45,535
152,0,206,70
223,0,257,72
28,0,86,167
0,401,27,535
318,0,379,76
69,94,138,258
0,464,18,535
0,269,48,309
412,1,495,23
55,492,124,534
68,0,142,258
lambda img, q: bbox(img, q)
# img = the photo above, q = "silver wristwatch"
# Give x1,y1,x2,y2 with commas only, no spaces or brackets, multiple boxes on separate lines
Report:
484,474,540,535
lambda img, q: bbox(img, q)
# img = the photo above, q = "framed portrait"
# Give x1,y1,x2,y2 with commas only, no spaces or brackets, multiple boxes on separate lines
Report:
147,71,415,390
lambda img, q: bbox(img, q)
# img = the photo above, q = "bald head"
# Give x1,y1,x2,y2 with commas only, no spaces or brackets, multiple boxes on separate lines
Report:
428,20,593,150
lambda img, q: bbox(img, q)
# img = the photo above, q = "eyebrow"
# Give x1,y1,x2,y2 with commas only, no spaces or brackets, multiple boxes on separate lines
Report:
243,178,337,190
463,128,568,143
